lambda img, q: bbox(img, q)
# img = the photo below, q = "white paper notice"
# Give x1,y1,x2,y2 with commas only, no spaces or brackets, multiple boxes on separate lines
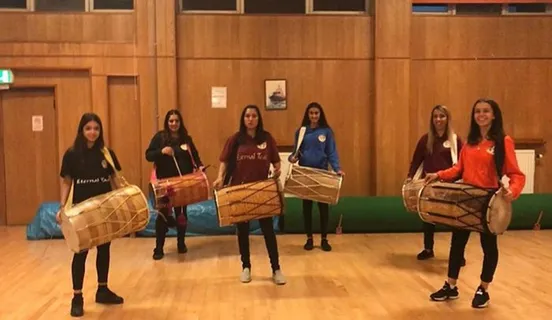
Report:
211,87,227,108
32,115,43,132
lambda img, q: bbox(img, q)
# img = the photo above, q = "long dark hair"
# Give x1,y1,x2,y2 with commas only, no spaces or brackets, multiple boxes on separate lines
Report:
71,113,105,161
301,102,331,129
467,98,505,178
224,105,268,185
237,104,267,144
161,109,189,144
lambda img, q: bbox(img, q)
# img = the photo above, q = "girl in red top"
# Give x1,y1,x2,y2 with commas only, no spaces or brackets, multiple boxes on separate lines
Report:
213,105,286,285
407,105,464,262
425,98,526,308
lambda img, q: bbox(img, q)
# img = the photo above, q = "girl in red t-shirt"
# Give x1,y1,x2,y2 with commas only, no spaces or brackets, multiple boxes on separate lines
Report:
425,99,526,308
213,105,286,285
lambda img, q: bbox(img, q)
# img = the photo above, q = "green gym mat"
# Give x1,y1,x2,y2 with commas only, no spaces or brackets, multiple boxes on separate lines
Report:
280,194,551,234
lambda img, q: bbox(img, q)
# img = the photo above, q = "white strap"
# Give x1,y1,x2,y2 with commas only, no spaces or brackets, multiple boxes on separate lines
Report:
450,133,458,165
295,126,306,155
413,163,423,180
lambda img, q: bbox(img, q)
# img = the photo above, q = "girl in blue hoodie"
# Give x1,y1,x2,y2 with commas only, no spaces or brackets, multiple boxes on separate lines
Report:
289,102,345,251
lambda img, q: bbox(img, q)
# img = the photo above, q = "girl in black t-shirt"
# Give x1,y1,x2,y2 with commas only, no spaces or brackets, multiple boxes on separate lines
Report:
146,109,204,260
56,113,124,317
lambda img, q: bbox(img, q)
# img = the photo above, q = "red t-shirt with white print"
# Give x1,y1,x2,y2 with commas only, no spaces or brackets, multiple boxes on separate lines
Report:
219,132,280,186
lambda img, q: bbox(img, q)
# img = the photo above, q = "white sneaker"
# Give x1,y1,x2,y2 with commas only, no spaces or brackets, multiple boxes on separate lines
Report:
272,270,286,285
240,268,251,283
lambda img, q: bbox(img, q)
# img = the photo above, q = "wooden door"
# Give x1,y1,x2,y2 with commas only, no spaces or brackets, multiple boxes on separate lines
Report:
108,76,142,188
1,88,58,225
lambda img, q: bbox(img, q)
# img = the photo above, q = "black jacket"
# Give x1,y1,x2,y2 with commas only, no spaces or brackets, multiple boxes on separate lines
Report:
145,131,203,179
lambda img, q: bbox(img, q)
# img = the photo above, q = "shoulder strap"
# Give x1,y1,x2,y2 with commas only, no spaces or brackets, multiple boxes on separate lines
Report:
64,182,75,211
102,147,128,187
450,133,458,165
295,126,307,155
413,163,423,180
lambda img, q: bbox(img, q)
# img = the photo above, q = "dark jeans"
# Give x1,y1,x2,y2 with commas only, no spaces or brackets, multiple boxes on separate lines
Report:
303,200,329,239
155,206,187,250
72,242,111,291
448,230,498,283
237,217,280,272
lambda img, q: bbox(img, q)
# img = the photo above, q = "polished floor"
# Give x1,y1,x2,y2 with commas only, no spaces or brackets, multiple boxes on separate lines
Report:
0,226,550,320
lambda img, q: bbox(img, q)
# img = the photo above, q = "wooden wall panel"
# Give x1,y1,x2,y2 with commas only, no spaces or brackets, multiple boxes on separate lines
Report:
411,17,552,59
375,0,411,58
108,76,143,188
177,59,373,196
177,15,373,59
0,13,135,43
0,97,5,225
374,59,411,195
12,70,92,166
410,60,552,193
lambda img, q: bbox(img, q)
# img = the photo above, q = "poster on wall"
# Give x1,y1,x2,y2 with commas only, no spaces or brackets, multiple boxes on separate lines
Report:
32,115,43,132
211,87,227,108
265,79,287,110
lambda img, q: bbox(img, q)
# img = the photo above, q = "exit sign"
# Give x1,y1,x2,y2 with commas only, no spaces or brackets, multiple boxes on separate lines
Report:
0,69,14,84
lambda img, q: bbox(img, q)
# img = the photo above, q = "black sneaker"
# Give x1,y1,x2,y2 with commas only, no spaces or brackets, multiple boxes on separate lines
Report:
471,286,490,308
417,249,435,260
178,242,188,254
70,295,84,317
321,239,332,252
95,287,124,304
304,238,314,251
153,248,164,260
430,281,459,301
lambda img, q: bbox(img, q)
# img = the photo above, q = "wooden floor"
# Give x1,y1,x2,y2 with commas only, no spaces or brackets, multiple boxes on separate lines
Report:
0,227,550,320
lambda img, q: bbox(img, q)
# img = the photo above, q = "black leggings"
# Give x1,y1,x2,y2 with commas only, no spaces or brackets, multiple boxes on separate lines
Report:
155,206,187,249
448,230,498,283
237,217,280,272
303,200,329,239
423,222,436,250
72,242,111,291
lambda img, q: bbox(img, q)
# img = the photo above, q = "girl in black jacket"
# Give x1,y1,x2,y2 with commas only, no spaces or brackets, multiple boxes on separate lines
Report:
146,109,204,260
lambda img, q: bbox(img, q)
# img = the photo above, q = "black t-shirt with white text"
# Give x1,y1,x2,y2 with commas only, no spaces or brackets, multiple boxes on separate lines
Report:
60,146,122,205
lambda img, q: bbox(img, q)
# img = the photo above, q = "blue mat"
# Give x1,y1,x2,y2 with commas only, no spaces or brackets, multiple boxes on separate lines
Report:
26,199,281,240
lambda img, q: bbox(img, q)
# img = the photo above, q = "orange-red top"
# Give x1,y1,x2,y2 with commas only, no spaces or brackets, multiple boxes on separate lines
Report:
437,136,526,199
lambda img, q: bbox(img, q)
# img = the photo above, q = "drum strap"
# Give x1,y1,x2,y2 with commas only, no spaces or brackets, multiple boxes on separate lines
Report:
450,133,458,165
63,148,125,211
295,126,307,157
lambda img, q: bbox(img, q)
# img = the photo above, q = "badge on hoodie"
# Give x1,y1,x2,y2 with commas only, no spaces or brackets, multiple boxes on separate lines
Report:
487,146,495,155
257,142,267,150
318,135,326,142
101,160,108,169
443,140,451,148
180,144,188,151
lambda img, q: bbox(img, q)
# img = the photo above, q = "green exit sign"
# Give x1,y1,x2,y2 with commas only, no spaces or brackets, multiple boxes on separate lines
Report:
0,69,14,84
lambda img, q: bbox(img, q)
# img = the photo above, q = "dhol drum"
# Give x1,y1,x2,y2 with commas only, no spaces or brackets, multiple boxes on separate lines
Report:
283,165,342,205
60,184,150,253
417,181,512,235
214,178,284,227
401,178,426,213
149,170,210,209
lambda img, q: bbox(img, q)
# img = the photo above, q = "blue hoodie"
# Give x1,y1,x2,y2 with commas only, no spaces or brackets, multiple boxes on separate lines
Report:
289,126,341,172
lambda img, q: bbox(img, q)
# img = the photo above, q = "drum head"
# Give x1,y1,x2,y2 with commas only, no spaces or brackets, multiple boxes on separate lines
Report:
486,191,512,235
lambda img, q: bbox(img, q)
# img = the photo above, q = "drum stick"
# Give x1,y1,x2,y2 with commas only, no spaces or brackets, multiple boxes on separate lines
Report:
336,213,343,235
533,210,544,231
172,155,183,176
